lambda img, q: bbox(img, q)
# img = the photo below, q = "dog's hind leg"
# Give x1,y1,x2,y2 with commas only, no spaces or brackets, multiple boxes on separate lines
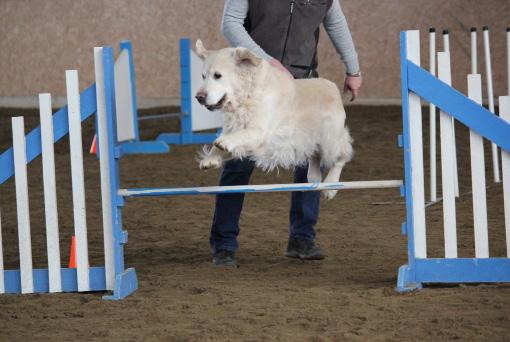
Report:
307,154,321,183
321,159,348,200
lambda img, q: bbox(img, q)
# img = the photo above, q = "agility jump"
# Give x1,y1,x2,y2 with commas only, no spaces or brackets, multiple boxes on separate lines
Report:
1,29,510,299
398,30,510,291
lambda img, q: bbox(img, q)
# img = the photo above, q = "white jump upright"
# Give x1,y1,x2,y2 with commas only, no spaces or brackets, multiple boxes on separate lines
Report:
500,96,510,256
404,30,427,259
468,29,488,258
471,28,478,74
483,26,501,183
438,51,458,258
429,28,437,203
507,28,510,95
442,29,459,198
399,29,510,291
40,93,63,293
95,47,116,291
467,74,489,258
12,117,34,294
0,211,3,294
66,70,90,292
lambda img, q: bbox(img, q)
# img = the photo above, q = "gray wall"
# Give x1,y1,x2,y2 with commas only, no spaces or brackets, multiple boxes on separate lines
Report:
1,0,509,102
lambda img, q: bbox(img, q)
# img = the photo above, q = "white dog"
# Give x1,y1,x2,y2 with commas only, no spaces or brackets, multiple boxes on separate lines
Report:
194,40,353,199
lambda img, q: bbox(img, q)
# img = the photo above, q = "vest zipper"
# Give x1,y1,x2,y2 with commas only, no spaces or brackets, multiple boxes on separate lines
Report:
280,0,295,63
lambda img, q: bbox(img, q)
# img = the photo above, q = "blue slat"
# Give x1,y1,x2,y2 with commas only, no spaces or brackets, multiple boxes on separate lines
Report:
157,132,218,145
400,31,419,288
103,268,138,300
0,85,97,185
179,38,193,143
415,258,510,283
3,267,107,294
119,141,170,155
407,62,510,153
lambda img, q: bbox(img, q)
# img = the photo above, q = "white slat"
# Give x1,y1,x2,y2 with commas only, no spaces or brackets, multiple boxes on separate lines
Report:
406,31,427,258
429,29,437,203
190,49,223,131
467,75,489,258
94,47,115,290
66,70,90,292
443,31,459,197
507,29,510,95
483,28,501,183
12,117,34,293
0,210,4,293
471,29,478,74
114,49,136,142
438,52,458,258
39,94,62,292
500,96,510,257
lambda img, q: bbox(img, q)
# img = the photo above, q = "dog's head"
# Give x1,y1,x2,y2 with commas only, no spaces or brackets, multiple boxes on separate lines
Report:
194,39,262,111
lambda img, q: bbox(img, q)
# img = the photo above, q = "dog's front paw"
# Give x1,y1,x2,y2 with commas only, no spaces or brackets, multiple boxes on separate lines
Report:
213,137,230,152
200,155,223,170
322,190,338,200
213,136,239,154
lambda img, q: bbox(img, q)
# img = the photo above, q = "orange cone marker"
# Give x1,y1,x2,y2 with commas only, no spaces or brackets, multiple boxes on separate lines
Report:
89,134,97,155
68,235,76,268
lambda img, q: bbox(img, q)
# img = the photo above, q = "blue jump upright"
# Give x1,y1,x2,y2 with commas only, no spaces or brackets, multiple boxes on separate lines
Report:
156,38,220,145
106,41,169,155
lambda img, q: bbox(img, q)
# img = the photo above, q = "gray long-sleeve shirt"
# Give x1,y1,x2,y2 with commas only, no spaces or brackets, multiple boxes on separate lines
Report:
221,0,360,74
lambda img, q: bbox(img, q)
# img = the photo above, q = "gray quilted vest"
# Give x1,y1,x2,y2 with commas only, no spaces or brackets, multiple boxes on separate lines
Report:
245,0,333,78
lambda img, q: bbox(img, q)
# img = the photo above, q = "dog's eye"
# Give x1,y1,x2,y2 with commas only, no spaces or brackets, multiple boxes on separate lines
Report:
202,74,206,80
214,72,222,80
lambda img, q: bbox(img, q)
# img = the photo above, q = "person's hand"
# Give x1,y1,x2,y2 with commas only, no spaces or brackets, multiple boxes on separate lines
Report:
269,58,292,78
344,74,362,102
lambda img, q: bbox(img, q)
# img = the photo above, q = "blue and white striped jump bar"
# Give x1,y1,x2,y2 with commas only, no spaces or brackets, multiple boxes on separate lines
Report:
119,180,403,197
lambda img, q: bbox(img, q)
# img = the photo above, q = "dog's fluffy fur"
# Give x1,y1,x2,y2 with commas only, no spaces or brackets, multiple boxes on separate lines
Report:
195,40,353,199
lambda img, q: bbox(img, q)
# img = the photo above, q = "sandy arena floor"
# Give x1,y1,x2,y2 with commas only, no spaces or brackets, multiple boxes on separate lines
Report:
0,106,509,341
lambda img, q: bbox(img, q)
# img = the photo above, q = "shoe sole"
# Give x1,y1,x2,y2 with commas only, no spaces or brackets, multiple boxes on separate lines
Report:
212,260,238,267
285,252,325,260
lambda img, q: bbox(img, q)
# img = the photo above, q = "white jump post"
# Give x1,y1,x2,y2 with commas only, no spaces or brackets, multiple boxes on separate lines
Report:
406,30,427,258
471,28,478,74
40,93,62,293
507,27,510,95
66,70,90,292
95,47,116,291
12,117,34,293
0,211,4,294
443,29,459,197
500,96,510,256
429,28,437,203
468,75,489,257
438,51,458,258
483,26,501,183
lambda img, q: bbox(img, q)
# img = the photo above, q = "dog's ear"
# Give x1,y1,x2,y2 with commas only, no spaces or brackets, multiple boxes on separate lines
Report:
234,48,262,67
195,39,209,59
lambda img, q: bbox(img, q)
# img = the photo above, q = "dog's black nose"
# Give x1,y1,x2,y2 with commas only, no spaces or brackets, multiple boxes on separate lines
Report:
195,92,207,105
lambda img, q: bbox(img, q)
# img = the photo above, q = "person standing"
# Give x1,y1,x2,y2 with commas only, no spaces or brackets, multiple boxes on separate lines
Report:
210,0,362,266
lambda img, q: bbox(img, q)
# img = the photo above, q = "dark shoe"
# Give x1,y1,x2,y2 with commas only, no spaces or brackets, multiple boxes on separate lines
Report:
285,237,325,260
212,250,238,267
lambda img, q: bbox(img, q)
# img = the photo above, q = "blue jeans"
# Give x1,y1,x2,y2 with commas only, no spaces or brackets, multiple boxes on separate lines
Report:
210,158,320,252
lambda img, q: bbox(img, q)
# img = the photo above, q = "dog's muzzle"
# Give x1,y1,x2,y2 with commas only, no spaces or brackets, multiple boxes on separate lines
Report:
205,95,227,111
195,91,207,105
